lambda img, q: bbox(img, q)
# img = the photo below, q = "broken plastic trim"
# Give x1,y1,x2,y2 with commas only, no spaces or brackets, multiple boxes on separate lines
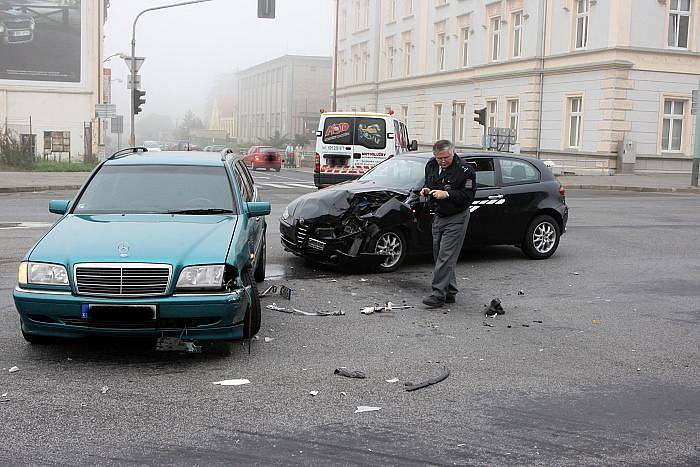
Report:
404,366,450,392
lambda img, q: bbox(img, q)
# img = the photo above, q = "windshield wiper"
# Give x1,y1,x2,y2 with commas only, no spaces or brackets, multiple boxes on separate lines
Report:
166,208,234,215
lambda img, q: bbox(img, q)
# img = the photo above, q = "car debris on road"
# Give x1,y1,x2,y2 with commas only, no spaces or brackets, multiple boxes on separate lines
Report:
404,366,450,392
8,366,19,373
212,379,250,386
360,301,412,315
265,303,345,316
334,368,367,379
354,406,381,414
484,299,505,317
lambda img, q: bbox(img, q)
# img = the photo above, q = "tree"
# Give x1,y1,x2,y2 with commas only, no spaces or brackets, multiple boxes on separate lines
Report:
257,131,288,149
175,110,205,140
293,133,311,148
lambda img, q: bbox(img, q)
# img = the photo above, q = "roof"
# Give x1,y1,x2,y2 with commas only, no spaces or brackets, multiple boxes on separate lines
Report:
105,151,229,167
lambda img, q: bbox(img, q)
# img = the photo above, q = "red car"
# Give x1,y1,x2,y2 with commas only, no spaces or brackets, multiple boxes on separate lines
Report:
245,146,282,171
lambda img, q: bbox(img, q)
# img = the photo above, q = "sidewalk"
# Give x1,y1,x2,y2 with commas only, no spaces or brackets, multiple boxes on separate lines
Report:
1,170,698,194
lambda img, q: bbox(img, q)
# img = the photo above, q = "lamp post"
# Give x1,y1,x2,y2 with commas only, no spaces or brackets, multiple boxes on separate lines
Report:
332,0,339,112
129,0,215,145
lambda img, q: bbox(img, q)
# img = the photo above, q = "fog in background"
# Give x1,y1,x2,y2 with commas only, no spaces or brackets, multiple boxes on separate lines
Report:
104,0,334,131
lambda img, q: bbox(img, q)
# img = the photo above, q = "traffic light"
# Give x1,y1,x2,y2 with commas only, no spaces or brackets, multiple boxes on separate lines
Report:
132,88,146,115
474,107,486,126
257,0,275,18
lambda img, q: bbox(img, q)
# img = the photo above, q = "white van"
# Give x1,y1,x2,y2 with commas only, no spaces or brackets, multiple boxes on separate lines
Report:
314,112,418,188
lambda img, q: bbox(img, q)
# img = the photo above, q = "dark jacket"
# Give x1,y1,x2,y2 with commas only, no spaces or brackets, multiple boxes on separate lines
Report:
424,156,477,217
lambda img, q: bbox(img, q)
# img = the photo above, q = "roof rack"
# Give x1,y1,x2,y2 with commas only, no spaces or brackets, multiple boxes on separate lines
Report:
220,147,234,161
107,147,148,160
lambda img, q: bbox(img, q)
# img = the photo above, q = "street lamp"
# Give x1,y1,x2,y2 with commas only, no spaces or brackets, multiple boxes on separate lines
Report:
103,52,127,63
129,0,215,145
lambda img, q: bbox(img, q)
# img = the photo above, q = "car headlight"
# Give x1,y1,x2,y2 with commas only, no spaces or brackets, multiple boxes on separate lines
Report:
18,262,69,286
281,206,290,221
30,17,35,28
175,265,224,289
0,25,5,33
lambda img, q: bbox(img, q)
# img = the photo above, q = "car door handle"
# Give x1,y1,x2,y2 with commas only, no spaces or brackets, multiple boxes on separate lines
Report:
488,194,503,199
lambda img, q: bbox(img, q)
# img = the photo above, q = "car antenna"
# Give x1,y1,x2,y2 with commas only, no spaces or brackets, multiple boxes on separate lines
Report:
107,147,148,160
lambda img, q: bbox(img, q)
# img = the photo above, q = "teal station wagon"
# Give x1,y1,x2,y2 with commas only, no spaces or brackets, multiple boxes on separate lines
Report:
13,148,270,350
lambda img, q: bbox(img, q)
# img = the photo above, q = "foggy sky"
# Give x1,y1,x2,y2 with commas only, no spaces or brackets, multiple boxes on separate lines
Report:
104,0,334,127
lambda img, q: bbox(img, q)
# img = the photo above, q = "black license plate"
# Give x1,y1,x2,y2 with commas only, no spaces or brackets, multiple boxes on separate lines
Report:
87,304,157,322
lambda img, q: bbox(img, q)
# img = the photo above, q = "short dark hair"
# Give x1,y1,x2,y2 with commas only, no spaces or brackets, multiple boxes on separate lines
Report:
433,139,453,155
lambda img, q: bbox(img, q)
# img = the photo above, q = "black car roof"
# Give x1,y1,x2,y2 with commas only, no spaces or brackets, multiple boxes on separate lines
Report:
398,151,555,179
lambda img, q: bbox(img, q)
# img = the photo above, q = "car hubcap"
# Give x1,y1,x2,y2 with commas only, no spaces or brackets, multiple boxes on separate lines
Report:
533,222,556,254
376,232,402,268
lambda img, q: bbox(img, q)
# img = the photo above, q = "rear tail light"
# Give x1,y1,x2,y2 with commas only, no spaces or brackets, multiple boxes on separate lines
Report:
314,153,320,172
559,184,566,197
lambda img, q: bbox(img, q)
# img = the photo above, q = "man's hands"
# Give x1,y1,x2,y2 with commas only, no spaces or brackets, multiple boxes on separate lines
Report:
420,188,449,200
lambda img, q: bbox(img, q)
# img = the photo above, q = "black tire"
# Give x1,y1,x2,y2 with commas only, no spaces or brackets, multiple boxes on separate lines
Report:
522,214,561,259
275,168,281,172
242,269,261,337
370,229,407,273
22,330,53,345
254,235,266,283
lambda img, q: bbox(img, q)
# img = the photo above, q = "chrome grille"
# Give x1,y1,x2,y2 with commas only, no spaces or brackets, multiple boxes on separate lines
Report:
296,224,309,246
74,263,171,297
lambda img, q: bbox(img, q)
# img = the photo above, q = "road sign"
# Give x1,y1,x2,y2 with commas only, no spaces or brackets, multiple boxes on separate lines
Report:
127,74,141,90
692,89,699,115
122,56,145,73
95,104,117,118
111,115,124,134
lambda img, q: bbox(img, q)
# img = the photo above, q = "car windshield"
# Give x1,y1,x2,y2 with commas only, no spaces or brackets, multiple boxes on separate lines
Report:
73,165,237,215
360,157,426,188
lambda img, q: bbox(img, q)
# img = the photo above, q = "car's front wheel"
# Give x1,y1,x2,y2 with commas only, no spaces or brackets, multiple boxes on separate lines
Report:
242,269,261,337
522,214,561,259
371,229,407,273
21,330,54,345
254,236,266,282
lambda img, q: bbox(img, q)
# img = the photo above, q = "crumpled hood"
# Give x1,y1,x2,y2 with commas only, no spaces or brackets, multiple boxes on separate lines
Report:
29,214,239,267
288,180,409,222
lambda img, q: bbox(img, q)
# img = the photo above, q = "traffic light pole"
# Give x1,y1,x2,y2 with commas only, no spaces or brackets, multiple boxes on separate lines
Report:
129,0,214,145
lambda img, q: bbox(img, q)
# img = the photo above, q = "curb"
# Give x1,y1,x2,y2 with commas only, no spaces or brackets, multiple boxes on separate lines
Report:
0,185,82,194
563,184,700,194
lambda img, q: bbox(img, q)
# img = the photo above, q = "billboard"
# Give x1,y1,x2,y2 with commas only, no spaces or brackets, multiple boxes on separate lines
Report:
0,0,83,83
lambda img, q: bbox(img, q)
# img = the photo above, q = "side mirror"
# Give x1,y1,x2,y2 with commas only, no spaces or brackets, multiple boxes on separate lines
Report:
49,199,70,215
409,140,418,151
247,201,271,218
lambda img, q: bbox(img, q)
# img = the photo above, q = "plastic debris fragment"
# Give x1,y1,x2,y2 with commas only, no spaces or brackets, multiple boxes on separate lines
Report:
517,289,525,295
8,366,19,373
484,299,505,317
309,391,319,396
385,378,399,383
264,337,275,343
266,304,344,316
212,379,250,386
354,406,381,413
100,386,109,394
334,368,366,379
404,366,450,392
361,302,412,315
155,337,201,353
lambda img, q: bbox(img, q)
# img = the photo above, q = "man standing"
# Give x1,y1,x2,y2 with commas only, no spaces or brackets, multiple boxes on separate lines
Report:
420,140,477,308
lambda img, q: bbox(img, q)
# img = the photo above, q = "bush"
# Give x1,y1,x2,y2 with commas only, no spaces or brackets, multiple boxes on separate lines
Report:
33,160,98,172
0,131,34,169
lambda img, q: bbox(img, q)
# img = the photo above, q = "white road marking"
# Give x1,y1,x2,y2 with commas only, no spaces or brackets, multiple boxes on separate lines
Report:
286,183,316,189
259,183,293,189
0,222,53,230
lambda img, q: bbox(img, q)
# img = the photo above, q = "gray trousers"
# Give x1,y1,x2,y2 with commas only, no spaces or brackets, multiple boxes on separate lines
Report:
431,210,470,299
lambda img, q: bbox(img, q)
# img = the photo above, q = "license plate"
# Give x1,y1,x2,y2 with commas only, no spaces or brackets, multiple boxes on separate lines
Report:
87,304,156,320
308,238,325,251
12,30,31,37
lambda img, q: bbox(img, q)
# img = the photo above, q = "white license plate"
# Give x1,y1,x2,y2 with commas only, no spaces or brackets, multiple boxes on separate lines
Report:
12,30,31,37
308,238,325,251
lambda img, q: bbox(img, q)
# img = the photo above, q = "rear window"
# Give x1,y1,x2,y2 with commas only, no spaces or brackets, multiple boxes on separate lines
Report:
73,165,236,214
322,116,387,150
261,148,277,154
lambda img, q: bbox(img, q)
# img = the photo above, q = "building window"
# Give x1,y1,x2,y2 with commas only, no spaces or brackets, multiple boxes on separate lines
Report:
487,99,498,129
43,131,70,155
338,51,346,85
403,39,412,76
436,0,447,6
460,27,470,67
436,31,446,71
512,11,523,58
433,103,443,140
388,0,397,21
668,0,691,48
361,42,369,81
400,104,409,124
363,0,370,28
662,99,685,152
567,96,583,149
353,0,360,30
352,49,360,82
404,0,413,16
386,40,395,78
575,0,590,49
455,102,466,144
507,99,519,139
490,17,501,61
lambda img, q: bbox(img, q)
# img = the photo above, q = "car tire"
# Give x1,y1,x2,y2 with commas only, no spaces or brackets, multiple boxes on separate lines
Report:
242,269,261,337
370,229,407,273
522,214,561,259
254,236,266,283
275,167,281,172
252,164,257,171
22,330,53,345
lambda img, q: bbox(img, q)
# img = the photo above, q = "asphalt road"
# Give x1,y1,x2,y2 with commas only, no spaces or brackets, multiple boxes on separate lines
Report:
0,168,698,466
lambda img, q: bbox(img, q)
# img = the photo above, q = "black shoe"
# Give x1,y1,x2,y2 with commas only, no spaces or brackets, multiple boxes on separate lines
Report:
423,295,445,308
445,294,455,304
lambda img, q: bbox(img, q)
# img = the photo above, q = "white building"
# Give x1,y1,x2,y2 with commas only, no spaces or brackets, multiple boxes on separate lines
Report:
334,0,700,173
236,55,332,142
0,1,107,162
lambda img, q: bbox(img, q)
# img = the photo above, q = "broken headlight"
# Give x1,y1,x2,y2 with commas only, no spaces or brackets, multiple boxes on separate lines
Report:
281,206,290,221
176,265,225,290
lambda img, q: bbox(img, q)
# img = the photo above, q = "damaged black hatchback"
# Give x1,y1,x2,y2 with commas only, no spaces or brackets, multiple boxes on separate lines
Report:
280,152,568,272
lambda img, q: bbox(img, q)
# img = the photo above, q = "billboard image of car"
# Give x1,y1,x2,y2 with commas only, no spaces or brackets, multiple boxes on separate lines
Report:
0,0,82,83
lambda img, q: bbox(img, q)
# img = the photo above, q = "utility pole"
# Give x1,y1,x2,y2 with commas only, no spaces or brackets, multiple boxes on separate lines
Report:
692,80,700,187
129,0,214,145
332,0,339,112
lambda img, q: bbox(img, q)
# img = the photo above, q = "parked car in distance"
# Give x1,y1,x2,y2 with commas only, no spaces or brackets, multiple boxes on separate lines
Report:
281,152,568,272
247,146,282,172
13,148,271,353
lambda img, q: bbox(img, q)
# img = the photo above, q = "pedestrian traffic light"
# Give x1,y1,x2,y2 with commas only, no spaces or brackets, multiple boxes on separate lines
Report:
132,88,146,115
474,107,487,126
257,0,275,18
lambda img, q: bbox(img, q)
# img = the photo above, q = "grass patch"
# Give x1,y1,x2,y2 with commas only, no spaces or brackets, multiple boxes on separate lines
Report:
31,160,99,172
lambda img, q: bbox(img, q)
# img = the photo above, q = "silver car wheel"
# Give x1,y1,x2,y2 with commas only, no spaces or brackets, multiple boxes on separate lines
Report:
376,232,403,269
533,221,556,254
